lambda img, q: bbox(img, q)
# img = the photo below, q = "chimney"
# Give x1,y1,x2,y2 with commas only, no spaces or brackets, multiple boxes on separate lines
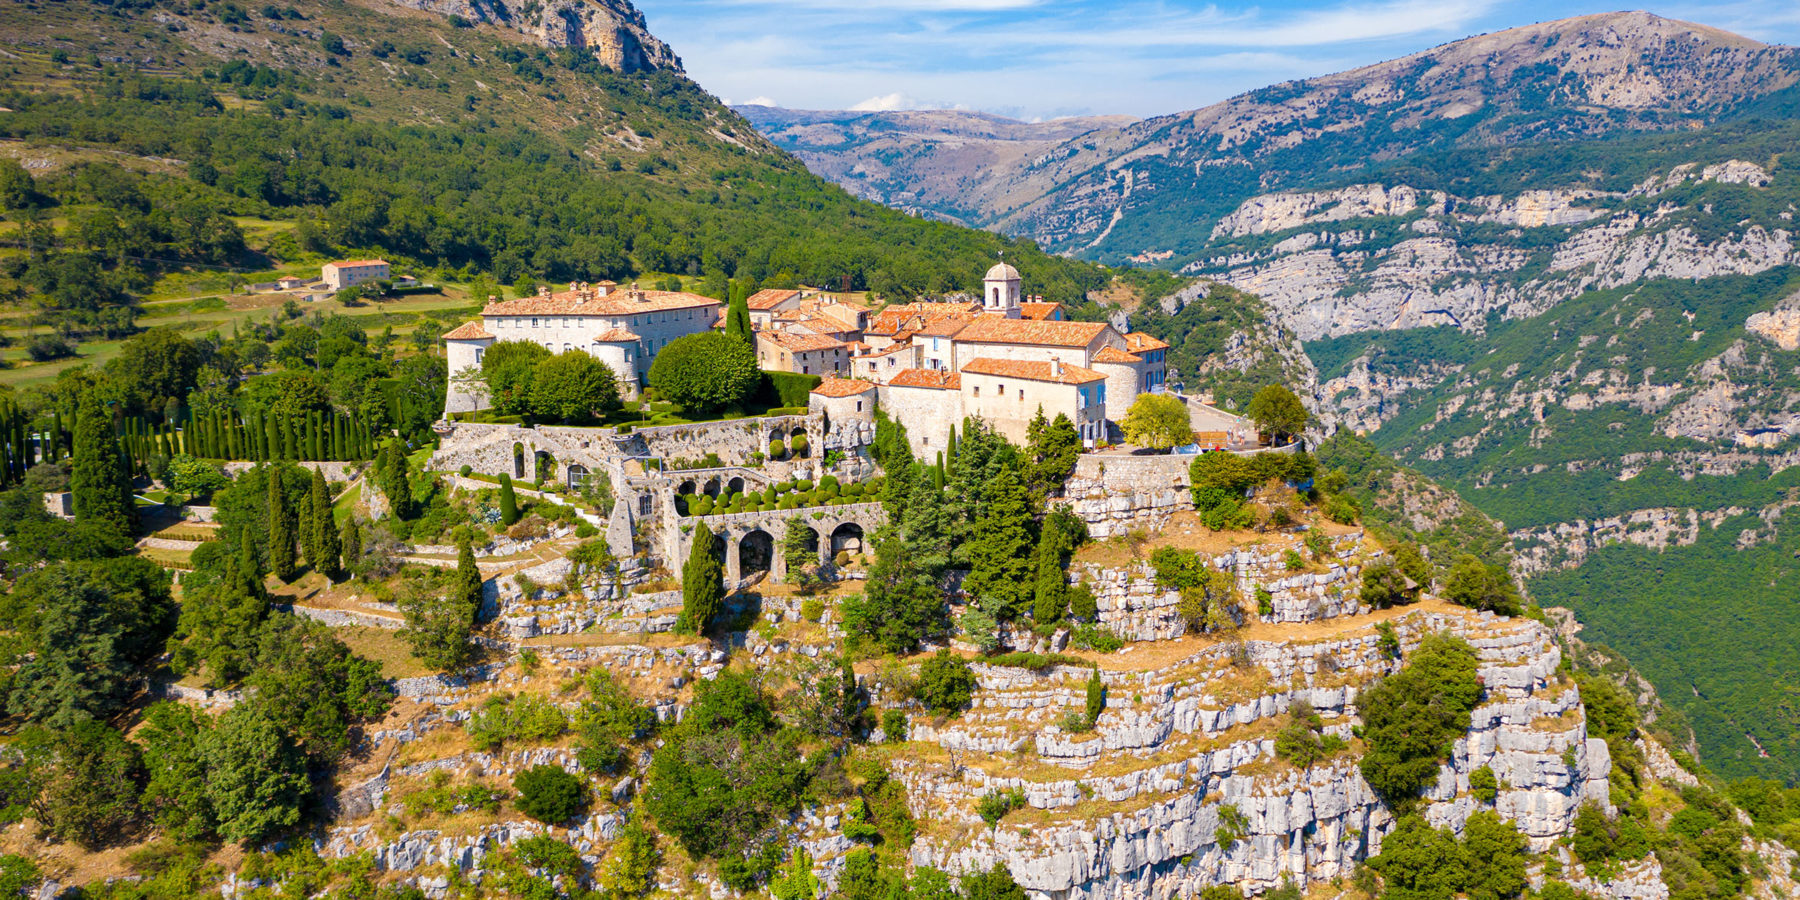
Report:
537,284,549,298
1051,357,1064,377
596,282,612,297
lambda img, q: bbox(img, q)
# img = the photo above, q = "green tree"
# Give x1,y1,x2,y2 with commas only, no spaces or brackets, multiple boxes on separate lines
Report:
678,524,724,634
1358,634,1482,810
70,392,136,543
499,471,520,525
311,467,341,579
530,351,621,424
843,525,951,654
648,332,760,413
725,291,753,349
202,703,309,844
961,863,1027,900
138,702,217,842
111,328,202,419
917,650,976,715
1085,668,1105,723
400,545,482,671
379,441,413,520
782,516,817,584
1121,393,1192,451
1245,384,1309,445
16,722,145,849
1366,814,1468,900
7,564,148,726
481,340,554,417
341,515,363,574
770,845,819,900
267,466,297,581
596,811,662,899
961,467,1035,620
1442,554,1522,616
1025,409,1080,496
514,765,587,824
1359,558,1415,609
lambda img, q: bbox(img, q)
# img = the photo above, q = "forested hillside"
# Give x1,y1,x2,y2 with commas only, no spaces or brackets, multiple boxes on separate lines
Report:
0,0,1110,364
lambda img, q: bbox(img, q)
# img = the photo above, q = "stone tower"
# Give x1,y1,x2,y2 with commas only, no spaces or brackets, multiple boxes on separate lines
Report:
982,261,1022,319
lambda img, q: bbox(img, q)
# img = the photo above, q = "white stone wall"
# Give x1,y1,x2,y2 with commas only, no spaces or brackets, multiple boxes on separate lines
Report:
444,337,492,414
954,337,1103,369
1097,360,1140,427
484,302,716,384
961,371,1089,446
878,383,962,459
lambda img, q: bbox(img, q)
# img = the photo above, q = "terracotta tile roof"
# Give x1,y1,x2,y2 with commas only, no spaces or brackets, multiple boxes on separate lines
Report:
441,321,494,341
592,327,641,342
954,317,1110,349
1019,302,1063,321
917,315,975,338
960,357,1106,385
794,317,854,335
1124,332,1171,353
889,368,961,390
760,331,846,353
810,377,877,398
867,301,981,336
327,259,388,268
1092,346,1142,364
482,288,721,317
746,289,801,310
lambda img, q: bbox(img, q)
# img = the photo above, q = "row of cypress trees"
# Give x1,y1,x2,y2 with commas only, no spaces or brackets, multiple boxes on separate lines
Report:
179,409,380,463
0,405,382,488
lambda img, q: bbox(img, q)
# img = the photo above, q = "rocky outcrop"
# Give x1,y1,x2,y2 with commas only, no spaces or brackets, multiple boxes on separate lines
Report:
384,0,681,72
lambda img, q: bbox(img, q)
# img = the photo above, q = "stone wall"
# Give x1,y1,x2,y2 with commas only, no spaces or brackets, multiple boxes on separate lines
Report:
1061,453,1193,538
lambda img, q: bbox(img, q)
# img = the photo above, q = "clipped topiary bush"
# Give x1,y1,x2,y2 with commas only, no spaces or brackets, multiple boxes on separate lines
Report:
791,434,809,457
769,439,787,459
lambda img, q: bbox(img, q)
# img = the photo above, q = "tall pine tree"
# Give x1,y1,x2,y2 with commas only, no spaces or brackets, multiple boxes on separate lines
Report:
340,516,362,577
309,468,340,580
70,392,137,543
725,291,753,349
267,467,297,582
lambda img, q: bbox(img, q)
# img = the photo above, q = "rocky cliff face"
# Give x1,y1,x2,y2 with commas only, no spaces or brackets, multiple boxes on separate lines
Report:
385,0,681,72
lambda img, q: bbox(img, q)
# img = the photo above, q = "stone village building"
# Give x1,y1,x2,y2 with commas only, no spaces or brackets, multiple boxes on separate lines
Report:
441,281,722,410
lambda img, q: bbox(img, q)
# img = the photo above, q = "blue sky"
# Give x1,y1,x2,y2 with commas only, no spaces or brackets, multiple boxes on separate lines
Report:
639,0,1800,120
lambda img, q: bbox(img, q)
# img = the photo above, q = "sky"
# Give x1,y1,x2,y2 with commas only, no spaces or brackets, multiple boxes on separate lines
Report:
638,0,1800,120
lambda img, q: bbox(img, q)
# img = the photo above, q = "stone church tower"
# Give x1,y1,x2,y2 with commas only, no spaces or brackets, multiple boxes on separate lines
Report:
983,261,1022,319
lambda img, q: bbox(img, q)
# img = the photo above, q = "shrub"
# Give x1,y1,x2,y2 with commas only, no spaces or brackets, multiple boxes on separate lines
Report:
769,439,787,459
1071,623,1123,652
881,709,908,742
459,464,473,477
1358,634,1482,810
513,765,587,824
26,334,75,362
1282,549,1304,571
800,598,824,622
976,788,1025,827
648,332,759,413
916,651,976,715
1470,765,1498,804
791,433,809,456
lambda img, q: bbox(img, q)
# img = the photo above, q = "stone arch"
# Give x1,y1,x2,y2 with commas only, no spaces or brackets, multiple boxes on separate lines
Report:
678,480,697,496
704,477,722,498
789,425,809,457
727,475,746,495
512,442,525,479
566,464,589,490
535,450,555,484
739,529,773,579
830,522,864,557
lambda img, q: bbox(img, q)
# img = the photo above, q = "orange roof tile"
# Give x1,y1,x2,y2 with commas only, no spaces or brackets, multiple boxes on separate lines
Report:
794,317,854,335
917,315,975,338
889,368,961,390
746,289,801,310
760,331,847,353
1019,302,1063,321
327,259,388,268
954,317,1110,349
1092,346,1142,364
1124,332,1171,353
867,301,981,336
960,357,1106,385
482,288,720,317
441,321,494,341
810,377,877,398
592,327,641,342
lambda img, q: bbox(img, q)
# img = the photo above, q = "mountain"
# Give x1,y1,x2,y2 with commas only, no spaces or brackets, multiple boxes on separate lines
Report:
751,12,1800,263
734,106,1135,227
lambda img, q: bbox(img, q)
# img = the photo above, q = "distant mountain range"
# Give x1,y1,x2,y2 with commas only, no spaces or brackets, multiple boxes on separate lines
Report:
744,12,1800,264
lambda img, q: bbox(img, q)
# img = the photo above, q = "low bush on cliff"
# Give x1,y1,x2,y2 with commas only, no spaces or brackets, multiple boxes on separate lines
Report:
1357,633,1482,811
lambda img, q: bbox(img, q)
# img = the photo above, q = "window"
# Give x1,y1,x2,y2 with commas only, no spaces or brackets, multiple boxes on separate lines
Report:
997,383,1004,393
856,401,863,412
531,318,539,328
973,386,980,397
1017,389,1024,401
639,495,652,516
474,348,484,363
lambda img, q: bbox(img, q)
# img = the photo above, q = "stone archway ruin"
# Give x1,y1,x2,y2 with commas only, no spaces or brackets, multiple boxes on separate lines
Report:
739,529,773,580
830,522,864,558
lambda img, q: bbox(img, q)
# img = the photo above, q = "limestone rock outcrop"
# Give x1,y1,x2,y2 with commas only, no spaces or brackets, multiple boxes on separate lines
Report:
384,0,682,72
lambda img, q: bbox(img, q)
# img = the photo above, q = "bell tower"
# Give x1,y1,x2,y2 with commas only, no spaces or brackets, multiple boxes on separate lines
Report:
982,259,1022,319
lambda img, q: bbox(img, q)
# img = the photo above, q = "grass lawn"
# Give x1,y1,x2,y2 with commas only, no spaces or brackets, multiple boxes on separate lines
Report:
333,626,433,680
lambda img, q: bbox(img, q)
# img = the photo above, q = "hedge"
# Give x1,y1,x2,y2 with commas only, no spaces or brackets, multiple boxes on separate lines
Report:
763,371,823,408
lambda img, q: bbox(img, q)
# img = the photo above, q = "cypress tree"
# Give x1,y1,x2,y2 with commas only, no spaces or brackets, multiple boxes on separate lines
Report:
48,411,61,462
341,516,362,577
71,392,136,543
725,291,753,349
298,485,320,571
1085,668,1105,723
962,467,1035,620
268,467,297,582
946,425,959,476
264,414,279,462
1031,521,1072,624
677,524,723,635
455,541,483,618
281,416,296,460
381,441,412,520
312,467,341,580
498,472,519,526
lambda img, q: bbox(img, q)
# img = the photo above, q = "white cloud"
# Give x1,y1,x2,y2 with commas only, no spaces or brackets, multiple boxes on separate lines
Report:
850,92,919,111
742,96,779,107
